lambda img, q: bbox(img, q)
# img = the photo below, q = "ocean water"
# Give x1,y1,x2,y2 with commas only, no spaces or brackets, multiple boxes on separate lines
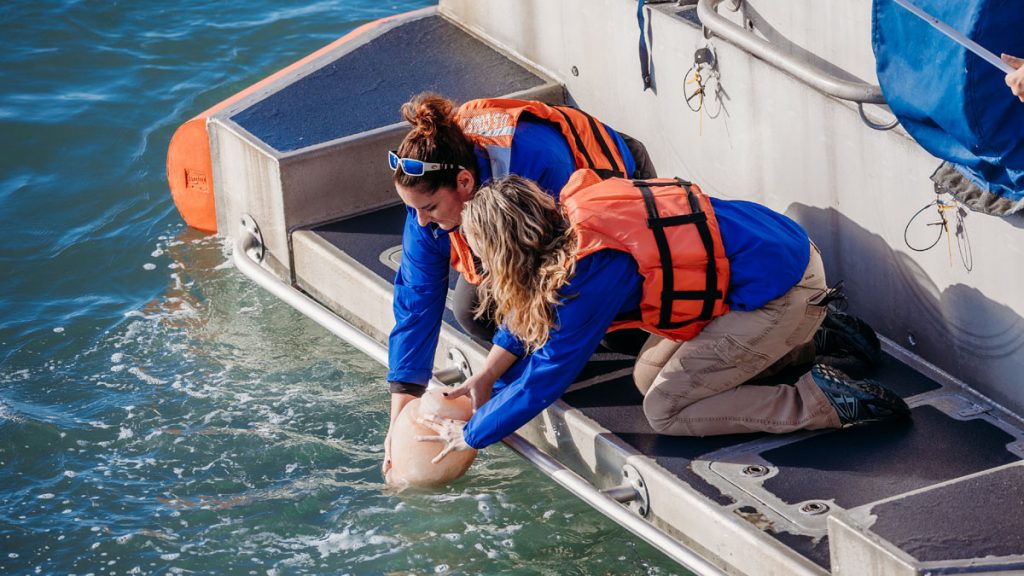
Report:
0,2,691,575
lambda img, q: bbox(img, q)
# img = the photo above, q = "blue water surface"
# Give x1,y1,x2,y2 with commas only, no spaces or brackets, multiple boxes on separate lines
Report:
0,2,687,574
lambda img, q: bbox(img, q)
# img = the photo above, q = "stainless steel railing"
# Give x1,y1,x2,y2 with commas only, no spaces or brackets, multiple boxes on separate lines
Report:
696,0,886,105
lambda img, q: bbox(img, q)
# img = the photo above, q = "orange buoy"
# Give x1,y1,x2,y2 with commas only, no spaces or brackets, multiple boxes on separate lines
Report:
167,117,217,232
165,8,431,233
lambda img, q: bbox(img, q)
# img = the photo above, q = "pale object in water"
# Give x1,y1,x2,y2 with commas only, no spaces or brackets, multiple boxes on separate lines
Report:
387,389,477,489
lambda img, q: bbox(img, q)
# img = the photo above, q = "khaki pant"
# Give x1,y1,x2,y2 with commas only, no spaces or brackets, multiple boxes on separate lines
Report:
633,244,841,436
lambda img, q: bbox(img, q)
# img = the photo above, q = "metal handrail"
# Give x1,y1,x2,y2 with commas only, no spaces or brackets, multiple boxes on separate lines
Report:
503,436,729,575
696,0,886,104
232,231,728,575
234,232,389,366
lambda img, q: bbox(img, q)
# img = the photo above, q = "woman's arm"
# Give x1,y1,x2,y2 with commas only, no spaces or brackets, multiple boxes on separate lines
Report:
445,344,519,409
386,207,453,388
382,391,418,478
384,207,452,476
463,250,644,448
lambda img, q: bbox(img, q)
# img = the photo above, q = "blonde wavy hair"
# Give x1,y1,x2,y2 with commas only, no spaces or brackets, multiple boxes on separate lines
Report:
461,175,579,352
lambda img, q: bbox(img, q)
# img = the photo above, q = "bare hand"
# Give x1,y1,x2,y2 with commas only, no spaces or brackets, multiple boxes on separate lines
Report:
1002,54,1024,103
415,414,471,464
444,373,495,410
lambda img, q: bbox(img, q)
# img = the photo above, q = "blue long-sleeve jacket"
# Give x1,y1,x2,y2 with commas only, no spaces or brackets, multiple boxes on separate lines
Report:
463,250,644,447
386,118,635,388
461,198,811,448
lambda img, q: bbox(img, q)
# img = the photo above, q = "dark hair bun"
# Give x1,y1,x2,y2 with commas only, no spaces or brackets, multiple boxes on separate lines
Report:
400,93,456,139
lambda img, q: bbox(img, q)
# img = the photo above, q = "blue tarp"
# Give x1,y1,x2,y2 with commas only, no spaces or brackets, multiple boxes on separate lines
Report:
872,0,1024,205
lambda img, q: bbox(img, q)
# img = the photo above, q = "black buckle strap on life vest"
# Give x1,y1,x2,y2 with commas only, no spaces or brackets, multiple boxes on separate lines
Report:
594,168,624,179
682,181,722,324
553,106,626,178
632,178,692,188
647,212,708,228
637,181,722,329
576,109,627,177
553,107,597,171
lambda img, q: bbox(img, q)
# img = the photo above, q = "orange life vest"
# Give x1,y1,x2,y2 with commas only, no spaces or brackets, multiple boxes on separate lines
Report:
561,169,731,342
450,98,631,284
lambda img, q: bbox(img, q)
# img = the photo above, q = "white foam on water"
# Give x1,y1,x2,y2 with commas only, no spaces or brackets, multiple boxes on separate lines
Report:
0,400,21,423
128,367,165,385
287,526,400,560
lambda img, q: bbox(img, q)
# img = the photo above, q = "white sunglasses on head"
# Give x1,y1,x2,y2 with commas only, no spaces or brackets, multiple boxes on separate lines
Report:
388,150,463,176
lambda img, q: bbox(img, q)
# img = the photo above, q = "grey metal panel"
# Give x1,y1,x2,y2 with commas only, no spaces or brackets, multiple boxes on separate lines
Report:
564,375,752,504
209,119,290,281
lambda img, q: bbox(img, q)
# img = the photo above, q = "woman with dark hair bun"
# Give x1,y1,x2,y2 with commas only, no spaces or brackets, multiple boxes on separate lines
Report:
382,92,655,478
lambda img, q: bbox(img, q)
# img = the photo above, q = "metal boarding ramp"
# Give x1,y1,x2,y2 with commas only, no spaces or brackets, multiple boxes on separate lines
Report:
207,7,1024,575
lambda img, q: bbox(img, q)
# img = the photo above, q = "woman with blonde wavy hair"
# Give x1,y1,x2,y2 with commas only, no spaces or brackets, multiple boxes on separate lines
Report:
461,177,578,353
415,172,910,458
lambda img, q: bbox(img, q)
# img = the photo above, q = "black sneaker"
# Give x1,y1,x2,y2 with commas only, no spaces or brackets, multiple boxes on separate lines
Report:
814,310,882,367
811,364,910,427
816,353,872,380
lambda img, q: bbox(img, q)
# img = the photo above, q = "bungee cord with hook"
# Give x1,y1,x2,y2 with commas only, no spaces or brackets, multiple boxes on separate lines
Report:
683,45,723,133
903,194,973,271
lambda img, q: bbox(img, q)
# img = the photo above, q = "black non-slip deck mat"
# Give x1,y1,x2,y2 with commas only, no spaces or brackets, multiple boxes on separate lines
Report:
761,405,1019,510
314,203,408,282
313,204,461,329
869,464,1024,562
562,352,943,502
232,14,546,152
562,351,947,570
564,374,766,505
